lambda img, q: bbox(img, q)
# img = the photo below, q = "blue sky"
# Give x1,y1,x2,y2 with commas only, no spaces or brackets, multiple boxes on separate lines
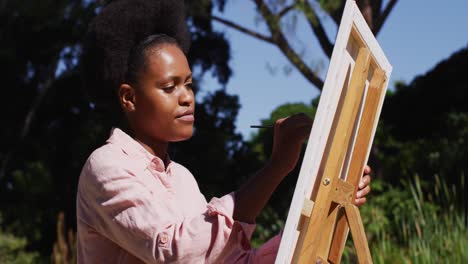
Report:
198,0,468,139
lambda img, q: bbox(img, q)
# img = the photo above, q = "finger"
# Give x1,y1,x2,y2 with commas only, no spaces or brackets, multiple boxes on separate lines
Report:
356,185,371,198
363,165,371,174
281,118,313,140
291,112,309,119
359,175,371,189
274,117,288,133
275,117,288,126
275,115,310,131
298,128,312,141
293,121,313,137
354,197,367,206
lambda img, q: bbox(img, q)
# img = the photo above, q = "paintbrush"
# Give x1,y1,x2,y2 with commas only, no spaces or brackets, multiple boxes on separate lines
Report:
250,125,274,129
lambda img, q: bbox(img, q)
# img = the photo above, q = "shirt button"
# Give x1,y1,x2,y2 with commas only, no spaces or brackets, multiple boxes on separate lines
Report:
152,159,165,172
160,233,168,244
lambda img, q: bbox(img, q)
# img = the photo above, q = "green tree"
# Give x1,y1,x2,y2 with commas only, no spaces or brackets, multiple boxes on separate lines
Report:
375,46,468,197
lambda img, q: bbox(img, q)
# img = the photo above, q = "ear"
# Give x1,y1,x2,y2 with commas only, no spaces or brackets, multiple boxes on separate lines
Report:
118,83,136,113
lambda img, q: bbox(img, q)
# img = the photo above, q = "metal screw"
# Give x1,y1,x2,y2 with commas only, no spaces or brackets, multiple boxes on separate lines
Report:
323,178,331,186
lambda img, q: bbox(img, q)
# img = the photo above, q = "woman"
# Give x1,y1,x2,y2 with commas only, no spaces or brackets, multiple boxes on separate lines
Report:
76,0,371,263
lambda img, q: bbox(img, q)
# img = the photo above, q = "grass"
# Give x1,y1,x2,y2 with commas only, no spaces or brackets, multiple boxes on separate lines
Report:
343,173,467,263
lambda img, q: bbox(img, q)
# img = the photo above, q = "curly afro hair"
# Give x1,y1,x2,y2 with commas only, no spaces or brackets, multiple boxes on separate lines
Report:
81,0,191,110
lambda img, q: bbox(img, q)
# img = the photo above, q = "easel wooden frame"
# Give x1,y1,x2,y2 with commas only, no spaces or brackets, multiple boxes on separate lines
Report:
275,1,392,263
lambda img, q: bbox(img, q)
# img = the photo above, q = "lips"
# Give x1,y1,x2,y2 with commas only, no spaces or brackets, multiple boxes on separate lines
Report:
176,109,195,122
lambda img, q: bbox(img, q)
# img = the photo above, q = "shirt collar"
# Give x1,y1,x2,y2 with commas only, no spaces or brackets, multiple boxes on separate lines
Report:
106,127,172,173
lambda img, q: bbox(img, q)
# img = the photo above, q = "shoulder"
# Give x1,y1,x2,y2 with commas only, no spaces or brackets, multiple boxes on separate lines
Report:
91,143,127,172
168,161,202,189
79,143,135,188
168,161,197,182
168,160,191,175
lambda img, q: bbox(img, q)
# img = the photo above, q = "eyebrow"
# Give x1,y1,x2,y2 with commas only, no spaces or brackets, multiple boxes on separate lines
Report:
165,73,192,82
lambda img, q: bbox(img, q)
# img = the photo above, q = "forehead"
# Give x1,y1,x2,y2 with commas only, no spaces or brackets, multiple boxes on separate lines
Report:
143,44,190,78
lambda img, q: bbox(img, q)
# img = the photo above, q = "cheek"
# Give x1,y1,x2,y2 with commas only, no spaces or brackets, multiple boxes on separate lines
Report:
133,96,166,129
140,93,173,118
143,98,182,133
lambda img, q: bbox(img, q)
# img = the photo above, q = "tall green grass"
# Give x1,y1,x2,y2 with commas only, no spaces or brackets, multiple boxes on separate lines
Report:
344,173,467,263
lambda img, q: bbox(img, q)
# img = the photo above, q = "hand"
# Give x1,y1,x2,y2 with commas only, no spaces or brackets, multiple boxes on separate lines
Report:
270,113,313,175
234,113,312,223
354,165,372,206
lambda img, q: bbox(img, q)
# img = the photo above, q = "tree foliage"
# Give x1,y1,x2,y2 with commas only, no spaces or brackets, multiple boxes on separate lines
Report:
376,46,468,190
0,230,40,263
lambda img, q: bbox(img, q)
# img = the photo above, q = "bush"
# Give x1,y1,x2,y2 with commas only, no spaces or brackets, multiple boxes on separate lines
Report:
0,229,40,264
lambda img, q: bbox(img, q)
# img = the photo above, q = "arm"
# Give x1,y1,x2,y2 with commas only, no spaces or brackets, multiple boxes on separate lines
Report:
234,113,313,223
233,114,373,223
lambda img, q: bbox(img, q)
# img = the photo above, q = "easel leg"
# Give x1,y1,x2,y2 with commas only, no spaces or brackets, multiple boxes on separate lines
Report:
344,204,373,264
315,203,341,260
328,209,348,264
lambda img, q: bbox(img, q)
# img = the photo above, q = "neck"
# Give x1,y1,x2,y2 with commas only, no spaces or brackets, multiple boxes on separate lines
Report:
134,134,169,165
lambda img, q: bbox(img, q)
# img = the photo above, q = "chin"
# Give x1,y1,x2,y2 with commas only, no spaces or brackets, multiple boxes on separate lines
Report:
170,129,193,142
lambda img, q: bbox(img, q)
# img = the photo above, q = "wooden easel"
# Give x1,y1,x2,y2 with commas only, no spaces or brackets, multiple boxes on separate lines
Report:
292,47,387,264
275,2,392,262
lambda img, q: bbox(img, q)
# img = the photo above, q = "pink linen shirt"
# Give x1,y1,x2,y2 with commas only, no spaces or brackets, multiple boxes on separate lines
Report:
76,128,280,263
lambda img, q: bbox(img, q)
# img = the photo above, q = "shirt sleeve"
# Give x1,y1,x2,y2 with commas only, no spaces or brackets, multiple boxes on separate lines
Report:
253,233,281,262
77,155,258,263
223,231,282,263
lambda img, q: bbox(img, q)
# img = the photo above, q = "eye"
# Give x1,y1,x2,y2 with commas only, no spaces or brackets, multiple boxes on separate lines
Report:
162,86,175,93
185,82,195,91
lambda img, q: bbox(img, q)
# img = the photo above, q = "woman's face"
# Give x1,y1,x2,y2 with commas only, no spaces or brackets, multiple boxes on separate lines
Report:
127,44,195,144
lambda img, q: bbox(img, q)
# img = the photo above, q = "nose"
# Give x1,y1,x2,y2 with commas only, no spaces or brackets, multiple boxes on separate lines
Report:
178,85,194,106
